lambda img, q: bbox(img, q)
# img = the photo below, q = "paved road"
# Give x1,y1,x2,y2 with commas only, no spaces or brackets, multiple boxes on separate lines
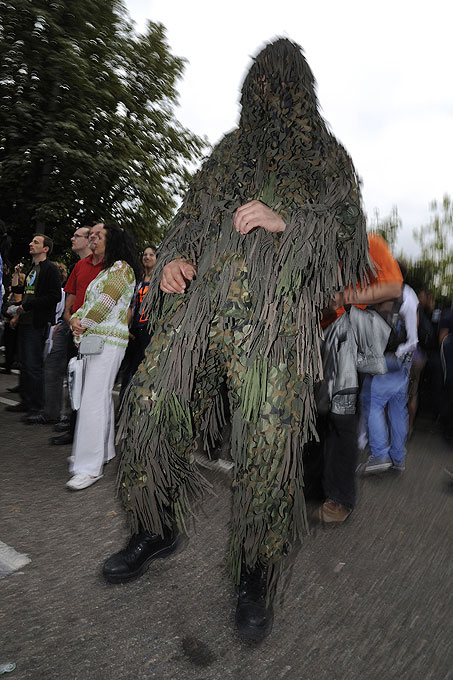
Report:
0,369,452,680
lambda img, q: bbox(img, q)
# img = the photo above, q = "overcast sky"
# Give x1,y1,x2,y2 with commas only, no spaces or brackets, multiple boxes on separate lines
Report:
124,0,453,258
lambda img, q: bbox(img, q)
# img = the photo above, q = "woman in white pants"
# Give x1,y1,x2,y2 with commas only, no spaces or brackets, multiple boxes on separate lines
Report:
67,223,139,491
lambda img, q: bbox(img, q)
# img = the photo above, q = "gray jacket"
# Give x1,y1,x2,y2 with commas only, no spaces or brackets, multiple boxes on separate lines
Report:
317,306,390,415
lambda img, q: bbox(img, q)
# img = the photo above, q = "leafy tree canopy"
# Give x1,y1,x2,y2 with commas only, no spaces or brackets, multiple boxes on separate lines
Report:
0,0,206,263
413,194,453,302
368,205,401,252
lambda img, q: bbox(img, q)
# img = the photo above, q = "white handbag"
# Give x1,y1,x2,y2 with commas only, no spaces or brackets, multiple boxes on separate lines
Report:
67,356,85,410
79,334,105,355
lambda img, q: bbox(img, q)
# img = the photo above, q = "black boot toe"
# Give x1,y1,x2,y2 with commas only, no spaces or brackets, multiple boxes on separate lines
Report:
102,531,181,584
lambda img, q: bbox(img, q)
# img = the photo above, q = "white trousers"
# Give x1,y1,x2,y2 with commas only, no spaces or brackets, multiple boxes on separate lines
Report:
70,344,125,477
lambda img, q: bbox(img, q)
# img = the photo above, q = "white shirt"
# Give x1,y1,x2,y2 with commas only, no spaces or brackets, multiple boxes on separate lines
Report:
396,284,419,358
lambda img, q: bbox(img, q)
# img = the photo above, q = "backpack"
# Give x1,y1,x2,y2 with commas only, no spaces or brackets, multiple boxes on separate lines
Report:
371,295,407,353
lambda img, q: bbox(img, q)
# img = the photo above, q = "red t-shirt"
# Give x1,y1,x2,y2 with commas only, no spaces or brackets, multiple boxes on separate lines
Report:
64,255,104,313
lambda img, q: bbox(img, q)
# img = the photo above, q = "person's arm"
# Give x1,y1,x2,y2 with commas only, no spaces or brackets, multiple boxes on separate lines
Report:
157,132,237,295
11,264,25,297
75,261,134,331
343,280,403,306
64,294,75,325
439,327,449,344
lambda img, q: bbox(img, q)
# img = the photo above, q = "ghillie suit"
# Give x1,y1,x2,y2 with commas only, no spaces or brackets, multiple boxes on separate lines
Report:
117,38,368,594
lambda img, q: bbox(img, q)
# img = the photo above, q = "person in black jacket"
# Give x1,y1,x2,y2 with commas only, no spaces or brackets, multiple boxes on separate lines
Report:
5,234,61,415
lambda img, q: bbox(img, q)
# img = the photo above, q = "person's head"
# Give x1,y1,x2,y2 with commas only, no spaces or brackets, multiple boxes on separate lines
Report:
239,38,319,129
53,261,68,286
418,289,435,312
30,234,53,261
142,245,156,272
71,226,90,256
88,222,105,252
103,222,141,279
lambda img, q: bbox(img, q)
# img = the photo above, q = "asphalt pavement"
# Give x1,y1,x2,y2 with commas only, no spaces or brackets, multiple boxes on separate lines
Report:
0,368,452,680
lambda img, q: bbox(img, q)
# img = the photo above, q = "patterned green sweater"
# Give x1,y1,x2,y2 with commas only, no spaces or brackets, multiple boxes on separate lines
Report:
72,260,135,349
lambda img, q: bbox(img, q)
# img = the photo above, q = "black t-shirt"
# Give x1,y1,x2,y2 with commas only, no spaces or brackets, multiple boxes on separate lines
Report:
440,308,453,335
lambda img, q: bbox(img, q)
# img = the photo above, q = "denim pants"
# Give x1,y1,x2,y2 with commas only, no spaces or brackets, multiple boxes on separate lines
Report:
361,356,409,464
43,321,76,420
18,324,48,412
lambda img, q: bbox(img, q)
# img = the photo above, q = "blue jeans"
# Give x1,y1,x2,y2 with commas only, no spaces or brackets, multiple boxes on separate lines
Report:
361,356,409,464
18,324,48,412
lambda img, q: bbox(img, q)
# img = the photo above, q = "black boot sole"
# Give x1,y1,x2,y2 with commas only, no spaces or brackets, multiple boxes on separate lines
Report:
103,534,184,584
235,616,273,641
235,600,274,641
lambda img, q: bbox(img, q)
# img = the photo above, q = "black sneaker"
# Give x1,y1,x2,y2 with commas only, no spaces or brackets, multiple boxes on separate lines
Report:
22,413,59,425
5,402,29,413
102,530,182,584
53,420,70,433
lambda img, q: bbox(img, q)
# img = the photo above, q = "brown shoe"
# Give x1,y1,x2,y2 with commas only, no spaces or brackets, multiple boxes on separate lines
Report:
317,499,352,524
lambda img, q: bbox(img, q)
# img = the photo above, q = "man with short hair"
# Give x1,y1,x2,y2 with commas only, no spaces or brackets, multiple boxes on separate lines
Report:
6,234,61,414
48,222,105,444
23,226,92,425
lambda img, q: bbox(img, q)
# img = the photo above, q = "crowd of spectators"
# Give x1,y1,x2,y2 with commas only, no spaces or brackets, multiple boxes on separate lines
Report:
0,223,155,491
0,225,451,504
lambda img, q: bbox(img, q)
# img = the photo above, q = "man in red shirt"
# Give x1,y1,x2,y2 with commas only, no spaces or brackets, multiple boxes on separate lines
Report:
46,223,105,444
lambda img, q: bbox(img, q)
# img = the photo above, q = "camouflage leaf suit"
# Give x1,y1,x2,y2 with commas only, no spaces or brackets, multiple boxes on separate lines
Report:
117,39,368,591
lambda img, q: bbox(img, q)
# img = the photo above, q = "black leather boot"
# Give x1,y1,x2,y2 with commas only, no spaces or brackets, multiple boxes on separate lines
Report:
235,563,274,641
102,530,181,584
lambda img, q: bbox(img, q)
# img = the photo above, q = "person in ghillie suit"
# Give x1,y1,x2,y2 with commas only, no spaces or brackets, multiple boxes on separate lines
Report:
103,38,368,640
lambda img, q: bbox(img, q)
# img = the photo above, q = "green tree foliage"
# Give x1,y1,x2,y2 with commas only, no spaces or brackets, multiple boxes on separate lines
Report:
368,205,401,251
0,0,205,260
414,194,453,300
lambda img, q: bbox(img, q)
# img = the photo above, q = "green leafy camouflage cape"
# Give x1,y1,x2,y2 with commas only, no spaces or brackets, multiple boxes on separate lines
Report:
118,38,368,588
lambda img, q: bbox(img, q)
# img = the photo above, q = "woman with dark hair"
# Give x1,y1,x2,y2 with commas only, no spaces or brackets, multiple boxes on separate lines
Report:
119,244,157,402
67,222,139,491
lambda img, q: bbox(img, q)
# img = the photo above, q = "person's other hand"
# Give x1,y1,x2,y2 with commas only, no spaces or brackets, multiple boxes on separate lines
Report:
9,314,20,330
233,200,286,235
70,318,85,336
52,323,62,339
160,259,197,294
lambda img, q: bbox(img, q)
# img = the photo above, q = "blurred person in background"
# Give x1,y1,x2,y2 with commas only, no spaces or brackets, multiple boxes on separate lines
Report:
119,244,157,402
359,257,418,475
43,261,68,359
439,299,453,444
316,233,403,524
1,264,25,377
4,235,61,416
66,222,139,491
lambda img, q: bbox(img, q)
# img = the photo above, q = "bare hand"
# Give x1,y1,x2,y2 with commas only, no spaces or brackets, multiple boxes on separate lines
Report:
9,314,20,330
334,291,345,309
233,200,286,235
70,318,85,336
52,323,61,340
160,259,197,294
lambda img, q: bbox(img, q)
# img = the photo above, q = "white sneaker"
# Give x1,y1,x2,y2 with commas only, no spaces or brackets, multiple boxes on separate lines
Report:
66,473,103,491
